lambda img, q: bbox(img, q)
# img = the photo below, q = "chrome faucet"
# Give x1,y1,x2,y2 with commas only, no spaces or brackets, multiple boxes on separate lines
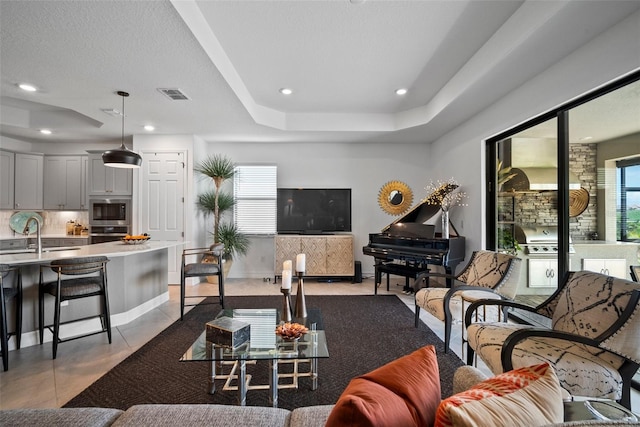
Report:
24,216,42,255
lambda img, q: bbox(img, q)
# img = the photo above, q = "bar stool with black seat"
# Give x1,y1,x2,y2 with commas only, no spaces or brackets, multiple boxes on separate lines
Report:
39,256,111,359
0,264,22,371
180,244,225,320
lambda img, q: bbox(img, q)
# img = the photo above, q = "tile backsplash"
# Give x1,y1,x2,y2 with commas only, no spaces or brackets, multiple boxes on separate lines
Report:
1,210,89,236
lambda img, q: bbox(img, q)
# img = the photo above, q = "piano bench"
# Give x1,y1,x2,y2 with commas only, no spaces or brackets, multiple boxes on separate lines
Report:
375,264,429,295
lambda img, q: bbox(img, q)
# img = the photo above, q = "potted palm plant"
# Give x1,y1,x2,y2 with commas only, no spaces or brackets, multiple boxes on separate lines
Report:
195,154,250,280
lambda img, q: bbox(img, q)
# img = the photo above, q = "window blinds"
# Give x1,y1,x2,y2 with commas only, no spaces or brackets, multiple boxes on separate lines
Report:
233,165,277,234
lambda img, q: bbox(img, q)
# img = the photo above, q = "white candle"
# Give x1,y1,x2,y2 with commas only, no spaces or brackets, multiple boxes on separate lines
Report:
283,260,292,272
281,270,292,290
296,253,306,273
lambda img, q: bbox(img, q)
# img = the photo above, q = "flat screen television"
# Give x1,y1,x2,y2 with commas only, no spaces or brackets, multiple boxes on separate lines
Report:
277,188,352,234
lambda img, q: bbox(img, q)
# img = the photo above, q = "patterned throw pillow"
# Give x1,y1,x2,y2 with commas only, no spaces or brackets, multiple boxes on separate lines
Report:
434,363,564,427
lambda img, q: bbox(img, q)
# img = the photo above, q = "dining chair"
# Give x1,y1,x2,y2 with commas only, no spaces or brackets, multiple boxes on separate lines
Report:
180,244,225,320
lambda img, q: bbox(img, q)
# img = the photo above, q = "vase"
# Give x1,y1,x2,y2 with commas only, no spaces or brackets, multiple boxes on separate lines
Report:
441,210,450,239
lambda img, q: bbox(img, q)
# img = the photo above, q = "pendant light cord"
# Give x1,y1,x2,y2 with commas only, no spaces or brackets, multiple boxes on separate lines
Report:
117,91,129,150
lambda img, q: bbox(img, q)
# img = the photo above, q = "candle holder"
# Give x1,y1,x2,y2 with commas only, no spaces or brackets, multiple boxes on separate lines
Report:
294,272,307,319
281,287,293,323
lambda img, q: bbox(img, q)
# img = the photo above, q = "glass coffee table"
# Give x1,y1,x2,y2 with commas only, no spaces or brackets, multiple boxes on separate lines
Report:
180,308,329,407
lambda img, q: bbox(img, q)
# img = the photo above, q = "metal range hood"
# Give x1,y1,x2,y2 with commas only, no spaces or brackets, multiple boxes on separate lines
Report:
502,167,581,192
502,138,581,192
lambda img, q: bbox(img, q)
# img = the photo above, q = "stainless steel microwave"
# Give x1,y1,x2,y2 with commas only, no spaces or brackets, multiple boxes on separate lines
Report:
89,198,131,225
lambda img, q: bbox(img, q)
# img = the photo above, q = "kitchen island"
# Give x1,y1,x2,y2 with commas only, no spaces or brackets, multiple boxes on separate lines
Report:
0,240,184,349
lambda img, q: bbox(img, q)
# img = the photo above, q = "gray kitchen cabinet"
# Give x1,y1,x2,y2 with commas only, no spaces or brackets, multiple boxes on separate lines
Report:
0,239,27,250
40,237,88,247
0,150,15,210
14,152,44,210
582,258,627,279
81,155,88,209
88,152,132,196
43,155,84,210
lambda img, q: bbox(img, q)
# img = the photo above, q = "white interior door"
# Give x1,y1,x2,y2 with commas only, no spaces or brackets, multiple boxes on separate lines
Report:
140,151,185,284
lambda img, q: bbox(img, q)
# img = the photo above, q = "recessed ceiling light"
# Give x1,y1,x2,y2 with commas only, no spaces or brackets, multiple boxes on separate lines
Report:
395,88,408,95
39,129,52,135
579,136,593,141
18,83,37,92
144,125,155,132
279,88,293,95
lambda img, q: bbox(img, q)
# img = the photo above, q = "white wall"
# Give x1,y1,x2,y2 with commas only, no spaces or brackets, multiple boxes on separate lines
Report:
192,141,431,278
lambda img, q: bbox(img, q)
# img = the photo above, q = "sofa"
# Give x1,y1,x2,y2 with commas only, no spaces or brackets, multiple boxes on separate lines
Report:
1,347,637,426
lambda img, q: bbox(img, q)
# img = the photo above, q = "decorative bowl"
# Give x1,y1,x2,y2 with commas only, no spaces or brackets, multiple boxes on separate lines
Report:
275,322,308,341
122,235,151,245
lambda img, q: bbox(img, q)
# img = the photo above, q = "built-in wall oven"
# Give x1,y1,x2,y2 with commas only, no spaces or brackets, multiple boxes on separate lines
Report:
89,198,131,244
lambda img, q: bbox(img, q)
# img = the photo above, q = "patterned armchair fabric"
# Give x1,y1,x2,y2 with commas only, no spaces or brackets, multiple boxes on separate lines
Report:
413,250,522,353
465,270,640,409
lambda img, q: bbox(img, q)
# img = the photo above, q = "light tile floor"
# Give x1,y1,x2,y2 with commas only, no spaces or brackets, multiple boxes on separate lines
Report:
0,276,638,411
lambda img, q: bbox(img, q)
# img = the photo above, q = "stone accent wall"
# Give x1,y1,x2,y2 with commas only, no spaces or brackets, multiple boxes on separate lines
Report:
498,143,597,241
569,143,597,240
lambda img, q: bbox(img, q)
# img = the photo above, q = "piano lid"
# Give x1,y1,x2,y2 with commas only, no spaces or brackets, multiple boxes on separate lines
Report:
382,182,459,235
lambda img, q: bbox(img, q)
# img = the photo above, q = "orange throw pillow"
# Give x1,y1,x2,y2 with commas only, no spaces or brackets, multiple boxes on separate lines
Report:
434,363,564,427
325,345,441,427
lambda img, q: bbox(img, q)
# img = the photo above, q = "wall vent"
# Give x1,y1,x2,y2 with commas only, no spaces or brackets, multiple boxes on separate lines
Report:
157,88,190,101
101,108,121,117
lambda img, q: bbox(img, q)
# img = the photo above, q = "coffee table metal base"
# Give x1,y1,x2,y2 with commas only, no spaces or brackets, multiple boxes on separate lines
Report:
207,344,319,407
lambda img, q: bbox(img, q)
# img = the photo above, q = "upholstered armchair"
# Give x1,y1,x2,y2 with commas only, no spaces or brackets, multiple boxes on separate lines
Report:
465,270,640,409
413,250,522,353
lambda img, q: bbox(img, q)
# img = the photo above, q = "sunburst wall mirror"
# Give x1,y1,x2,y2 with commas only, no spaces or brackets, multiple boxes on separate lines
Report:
378,180,413,216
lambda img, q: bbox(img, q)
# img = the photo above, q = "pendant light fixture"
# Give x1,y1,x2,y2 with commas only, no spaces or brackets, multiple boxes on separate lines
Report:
102,91,142,168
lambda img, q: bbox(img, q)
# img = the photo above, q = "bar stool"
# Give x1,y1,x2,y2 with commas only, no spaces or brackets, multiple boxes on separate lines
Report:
180,244,225,320
39,256,111,359
0,264,22,371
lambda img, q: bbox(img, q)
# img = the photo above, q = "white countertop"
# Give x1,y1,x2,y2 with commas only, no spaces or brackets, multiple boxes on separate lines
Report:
0,240,184,265
0,233,89,240
573,240,640,246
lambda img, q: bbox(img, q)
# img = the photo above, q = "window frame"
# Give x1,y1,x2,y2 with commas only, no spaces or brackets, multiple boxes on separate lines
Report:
617,158,640,242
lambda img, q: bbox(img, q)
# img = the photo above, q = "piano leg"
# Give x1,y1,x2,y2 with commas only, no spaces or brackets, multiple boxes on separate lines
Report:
444,267,454,288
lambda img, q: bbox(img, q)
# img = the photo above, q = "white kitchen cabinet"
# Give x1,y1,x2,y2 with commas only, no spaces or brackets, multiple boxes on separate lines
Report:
275,234,354,279
14,152,43,210
582,258,627,279
43,156,84,210
528,259,558,288
88,152,133,196
0,150,15,210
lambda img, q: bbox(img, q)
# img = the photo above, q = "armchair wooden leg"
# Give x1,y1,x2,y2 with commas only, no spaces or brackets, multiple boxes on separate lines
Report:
414,305,420,328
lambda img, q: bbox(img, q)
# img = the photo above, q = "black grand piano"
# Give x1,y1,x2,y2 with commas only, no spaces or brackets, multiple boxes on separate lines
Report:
363,184,466,294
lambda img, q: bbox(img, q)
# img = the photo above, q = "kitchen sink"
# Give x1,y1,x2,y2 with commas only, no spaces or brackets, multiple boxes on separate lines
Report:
0,247,82,255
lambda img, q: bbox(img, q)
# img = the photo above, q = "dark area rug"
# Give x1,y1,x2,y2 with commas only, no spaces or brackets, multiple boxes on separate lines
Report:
64,295,465,410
